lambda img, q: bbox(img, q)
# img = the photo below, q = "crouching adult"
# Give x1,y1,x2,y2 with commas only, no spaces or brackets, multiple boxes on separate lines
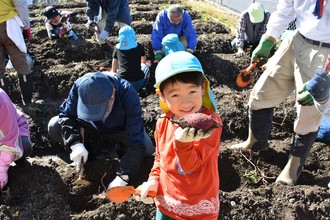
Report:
47,72,154,188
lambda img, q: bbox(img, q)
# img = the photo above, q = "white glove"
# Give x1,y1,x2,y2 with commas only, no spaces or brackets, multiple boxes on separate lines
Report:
85,20,93,29
0,152,14,190
186,48,194,53
234,48,245,57
70,143,88,171
99,30,109,41
135,179,158,204
108,175,128,189
174,127,212,143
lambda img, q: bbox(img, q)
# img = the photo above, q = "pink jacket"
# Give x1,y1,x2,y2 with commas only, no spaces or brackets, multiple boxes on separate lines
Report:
0,89,29,160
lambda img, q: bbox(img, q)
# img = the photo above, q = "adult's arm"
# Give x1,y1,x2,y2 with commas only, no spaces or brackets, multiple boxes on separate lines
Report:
58,82,82,148
151,11,165,52
265,0,295,40
13,0,30,28
235,12,247,49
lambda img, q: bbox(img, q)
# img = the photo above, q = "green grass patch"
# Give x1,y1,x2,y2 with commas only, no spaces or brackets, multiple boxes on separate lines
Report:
183,0,239,34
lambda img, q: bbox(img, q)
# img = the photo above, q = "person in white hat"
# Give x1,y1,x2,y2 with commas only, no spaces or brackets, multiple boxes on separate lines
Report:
231,3,271,57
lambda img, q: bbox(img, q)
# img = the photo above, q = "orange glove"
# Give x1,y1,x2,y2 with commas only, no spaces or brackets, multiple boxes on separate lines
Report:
23,28,32,42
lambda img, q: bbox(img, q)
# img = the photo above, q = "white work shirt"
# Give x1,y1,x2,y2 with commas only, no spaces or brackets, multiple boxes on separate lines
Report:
266,0,330,42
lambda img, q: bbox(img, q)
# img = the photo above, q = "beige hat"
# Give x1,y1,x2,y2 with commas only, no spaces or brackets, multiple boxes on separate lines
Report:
248,3,265,23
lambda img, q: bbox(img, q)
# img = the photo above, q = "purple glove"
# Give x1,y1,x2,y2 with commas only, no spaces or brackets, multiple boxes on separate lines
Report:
307,68,330,103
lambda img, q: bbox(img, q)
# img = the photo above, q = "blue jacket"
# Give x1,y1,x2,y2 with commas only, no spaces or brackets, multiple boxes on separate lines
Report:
58,73,145,149
86,0,131,33
151,9,197,51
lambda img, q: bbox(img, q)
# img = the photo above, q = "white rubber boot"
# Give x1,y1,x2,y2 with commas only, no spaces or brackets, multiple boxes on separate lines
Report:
231,128,256,150
276,131,317,185
276,155,302,185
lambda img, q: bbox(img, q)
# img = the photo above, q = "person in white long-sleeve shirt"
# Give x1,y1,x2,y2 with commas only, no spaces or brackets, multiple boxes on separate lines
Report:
230,0,330,185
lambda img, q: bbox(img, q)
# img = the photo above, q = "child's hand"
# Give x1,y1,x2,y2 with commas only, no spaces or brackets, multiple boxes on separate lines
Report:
59,28,66,38
59,27,67,38
134,179,158,204
174,127,212,143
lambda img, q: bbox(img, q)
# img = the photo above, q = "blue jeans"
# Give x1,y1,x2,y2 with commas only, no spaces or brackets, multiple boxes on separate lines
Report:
130,78,147,91
130,64,150,91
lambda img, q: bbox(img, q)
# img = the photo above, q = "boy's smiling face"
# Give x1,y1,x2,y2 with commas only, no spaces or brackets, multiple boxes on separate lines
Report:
157,80,205,119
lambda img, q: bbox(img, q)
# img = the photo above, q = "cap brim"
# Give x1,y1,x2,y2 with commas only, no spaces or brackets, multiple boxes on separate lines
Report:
77,97,108,121
48,12,60,20
154,69,201,89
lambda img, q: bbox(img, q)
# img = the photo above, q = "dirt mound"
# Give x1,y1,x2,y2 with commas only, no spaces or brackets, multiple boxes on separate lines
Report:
1,1,329,219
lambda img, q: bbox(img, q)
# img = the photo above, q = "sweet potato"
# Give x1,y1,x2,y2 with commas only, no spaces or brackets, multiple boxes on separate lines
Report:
161,113,222,131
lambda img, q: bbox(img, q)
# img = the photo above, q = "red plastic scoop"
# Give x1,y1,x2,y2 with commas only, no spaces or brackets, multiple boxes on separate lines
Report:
107,186,157,203
236,59,259,88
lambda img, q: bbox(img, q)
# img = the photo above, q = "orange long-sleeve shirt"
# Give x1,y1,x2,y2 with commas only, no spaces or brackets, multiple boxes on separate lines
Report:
150,107,222,220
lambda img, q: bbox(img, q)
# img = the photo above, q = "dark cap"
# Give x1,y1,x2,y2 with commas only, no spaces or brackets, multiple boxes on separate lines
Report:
44,6,60,20
77,72,114,121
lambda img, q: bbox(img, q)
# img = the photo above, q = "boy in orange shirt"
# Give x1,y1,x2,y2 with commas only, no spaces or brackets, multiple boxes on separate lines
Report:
136,51,222,219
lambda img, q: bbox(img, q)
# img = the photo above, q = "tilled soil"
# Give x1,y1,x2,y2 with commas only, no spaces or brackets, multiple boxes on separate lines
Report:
1,1,329,219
